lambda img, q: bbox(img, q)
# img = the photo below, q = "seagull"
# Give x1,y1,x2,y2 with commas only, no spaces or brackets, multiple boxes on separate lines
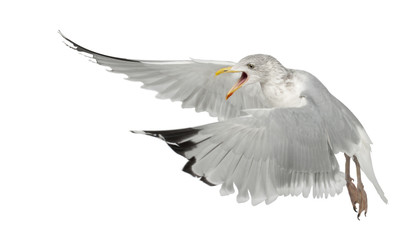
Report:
60,32,387,218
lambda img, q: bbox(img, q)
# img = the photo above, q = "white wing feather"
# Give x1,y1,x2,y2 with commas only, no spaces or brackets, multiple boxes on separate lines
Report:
60,32,270,120
137,104,346,205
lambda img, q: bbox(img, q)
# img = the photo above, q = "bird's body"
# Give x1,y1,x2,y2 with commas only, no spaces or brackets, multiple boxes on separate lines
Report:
60,32,387,218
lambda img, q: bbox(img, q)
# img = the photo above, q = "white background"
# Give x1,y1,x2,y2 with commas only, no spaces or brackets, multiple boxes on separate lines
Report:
1,0,418,239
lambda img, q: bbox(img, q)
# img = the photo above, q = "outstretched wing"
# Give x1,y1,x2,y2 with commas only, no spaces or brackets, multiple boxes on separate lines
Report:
133,104,346,205
60,32,270,120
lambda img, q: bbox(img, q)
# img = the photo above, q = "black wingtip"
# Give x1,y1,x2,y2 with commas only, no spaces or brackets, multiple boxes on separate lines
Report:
58,30,74,47
58,30,97,56
130,130,143,134
139,128,216,187
182,157,198,177
200,176,216,186
58,31,140,63
182,157,216,186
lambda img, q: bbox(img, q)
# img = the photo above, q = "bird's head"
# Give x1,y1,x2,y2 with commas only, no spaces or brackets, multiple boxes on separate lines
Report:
216,54,288,99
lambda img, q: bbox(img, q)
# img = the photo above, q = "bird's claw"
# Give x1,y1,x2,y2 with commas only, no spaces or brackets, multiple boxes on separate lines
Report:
347,180,368,219
356,184,368,220
346,180,358,212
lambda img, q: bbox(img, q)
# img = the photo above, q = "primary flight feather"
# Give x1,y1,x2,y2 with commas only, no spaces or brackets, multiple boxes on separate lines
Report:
60,32,387,218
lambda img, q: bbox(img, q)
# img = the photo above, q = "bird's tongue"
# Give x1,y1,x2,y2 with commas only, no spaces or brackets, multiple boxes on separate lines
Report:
226,72,248,100
237,72,248,85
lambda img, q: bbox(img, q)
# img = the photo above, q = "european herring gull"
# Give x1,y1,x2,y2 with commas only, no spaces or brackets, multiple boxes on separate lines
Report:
60,32,387,219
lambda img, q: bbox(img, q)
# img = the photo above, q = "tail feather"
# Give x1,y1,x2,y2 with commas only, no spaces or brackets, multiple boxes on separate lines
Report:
355,127,388,203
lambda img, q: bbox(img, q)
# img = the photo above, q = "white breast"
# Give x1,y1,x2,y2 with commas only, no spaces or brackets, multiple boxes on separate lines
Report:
261,79,307,108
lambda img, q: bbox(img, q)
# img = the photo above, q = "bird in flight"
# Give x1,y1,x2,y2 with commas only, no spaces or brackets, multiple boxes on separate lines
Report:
60,31,387,219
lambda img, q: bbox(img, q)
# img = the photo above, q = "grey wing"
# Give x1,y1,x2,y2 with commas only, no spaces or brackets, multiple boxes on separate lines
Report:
321,95,387,203
60,32,270,120
134,105,346,205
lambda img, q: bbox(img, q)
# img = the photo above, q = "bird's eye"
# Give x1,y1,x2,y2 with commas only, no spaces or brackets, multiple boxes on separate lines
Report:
247,63,255,69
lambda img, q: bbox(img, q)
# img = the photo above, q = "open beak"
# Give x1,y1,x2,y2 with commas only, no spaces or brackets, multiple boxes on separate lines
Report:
215,67,249,100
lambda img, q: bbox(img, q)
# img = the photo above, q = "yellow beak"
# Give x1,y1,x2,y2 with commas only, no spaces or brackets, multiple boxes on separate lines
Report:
215,66,247,100
215,66,240,76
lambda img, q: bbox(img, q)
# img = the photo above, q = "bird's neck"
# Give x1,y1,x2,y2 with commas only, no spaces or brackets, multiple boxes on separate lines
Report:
260,72,307,108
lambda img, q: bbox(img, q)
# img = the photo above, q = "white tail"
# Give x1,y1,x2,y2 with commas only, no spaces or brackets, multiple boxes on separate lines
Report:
355,127,388,203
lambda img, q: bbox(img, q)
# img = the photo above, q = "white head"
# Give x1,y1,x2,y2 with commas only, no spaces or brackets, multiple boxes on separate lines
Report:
216,54,289,99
